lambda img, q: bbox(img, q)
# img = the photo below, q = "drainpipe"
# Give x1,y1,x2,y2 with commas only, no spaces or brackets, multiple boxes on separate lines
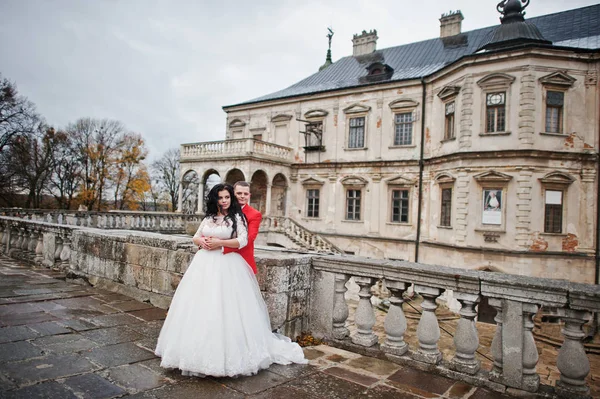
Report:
415,78,427,262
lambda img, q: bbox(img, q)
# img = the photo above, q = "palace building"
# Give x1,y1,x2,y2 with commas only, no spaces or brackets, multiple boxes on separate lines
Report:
179,1,600,284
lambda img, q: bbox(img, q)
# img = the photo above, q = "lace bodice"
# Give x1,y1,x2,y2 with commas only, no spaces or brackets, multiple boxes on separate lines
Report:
193,214,248,249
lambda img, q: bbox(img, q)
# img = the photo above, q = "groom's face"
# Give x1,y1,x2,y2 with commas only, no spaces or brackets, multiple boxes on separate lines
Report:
235,186,251,206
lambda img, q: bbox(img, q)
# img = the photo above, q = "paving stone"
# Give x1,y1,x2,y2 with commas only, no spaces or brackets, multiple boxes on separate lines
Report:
48,308,106,320
106,300,154,312
288,371,365,399
250,383,324,399
345,356,401,376
84,342,156,368
12,288,55,296
387,368,454,397
267,362,318,379
302,347,326,360
0,302,42,316
1,353,98,385
105,363,167,392
0,371,17,391
469,387,513,399
0,340,45,363
213,369,291,395
33,333,98,354
151,379,245,399
3,293,59,303
323,366,379,387
0,325,39,343
93,293,138,304
136,337,157,352
127,308,167,322
136,358,189,381
0,311,58,327
360,383,421,399
63,372,126,399
27,321,71,336
33,301,67,312
446,381,477,398
128,320,163,338
57,318,98,331
87,313,143,328
81,326,145,346
2,380,78,399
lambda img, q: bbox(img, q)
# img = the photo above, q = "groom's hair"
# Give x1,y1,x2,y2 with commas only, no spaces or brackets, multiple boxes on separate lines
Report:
233,181,250,189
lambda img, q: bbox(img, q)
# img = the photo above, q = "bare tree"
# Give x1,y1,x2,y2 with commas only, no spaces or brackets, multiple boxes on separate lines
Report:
152,148,180,211
49,130,82,209
0,74,39,153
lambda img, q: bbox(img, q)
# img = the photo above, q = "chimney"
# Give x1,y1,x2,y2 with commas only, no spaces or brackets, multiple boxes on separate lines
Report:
352,30,378,56
439,10,464,38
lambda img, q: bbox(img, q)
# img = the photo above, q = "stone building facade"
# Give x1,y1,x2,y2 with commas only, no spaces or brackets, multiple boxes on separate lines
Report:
180,2,600,284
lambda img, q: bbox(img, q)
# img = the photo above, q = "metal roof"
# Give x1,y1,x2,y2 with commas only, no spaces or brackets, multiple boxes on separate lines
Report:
227,4,600,108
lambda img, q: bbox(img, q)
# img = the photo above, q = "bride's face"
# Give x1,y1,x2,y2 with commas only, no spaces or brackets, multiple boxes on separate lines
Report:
217,189,231,212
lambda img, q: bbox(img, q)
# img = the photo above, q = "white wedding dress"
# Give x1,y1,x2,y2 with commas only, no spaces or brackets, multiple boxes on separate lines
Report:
155,215,307,377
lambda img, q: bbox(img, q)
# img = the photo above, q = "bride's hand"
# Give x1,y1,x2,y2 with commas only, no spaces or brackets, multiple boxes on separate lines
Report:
205,237,222,250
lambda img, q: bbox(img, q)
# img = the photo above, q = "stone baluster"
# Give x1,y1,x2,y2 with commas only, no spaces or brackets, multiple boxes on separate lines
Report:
522,304,540,392
8,226,19,256
60,233,71,269
381,280,409,356
0,226,4,253
27,230,37,258
352,276,378,346
556,309,592,397
34,230,44,264
20,228,30,252
413,285,443,364
13,228,24,256
332,273,350,339
489,298,504,380
450,292,481,374
54,235,63,268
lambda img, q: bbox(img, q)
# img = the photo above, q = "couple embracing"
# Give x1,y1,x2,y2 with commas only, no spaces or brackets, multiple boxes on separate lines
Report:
155,181,307,377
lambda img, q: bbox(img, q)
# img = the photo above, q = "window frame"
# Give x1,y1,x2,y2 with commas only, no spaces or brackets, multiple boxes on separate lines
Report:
485,92,506,133
539,71,576,136
306,188,320,218
543,189,564,234
435,173,456,229
444,101,456,140
473,171,513,233
393,112,414,146
345,189,362,221
341,176,368,223
348,116,366,149
476,73,515,136
388,99,419,148
538,171,574,235
390,188,410,223
301,177,325,220
343,104,371,151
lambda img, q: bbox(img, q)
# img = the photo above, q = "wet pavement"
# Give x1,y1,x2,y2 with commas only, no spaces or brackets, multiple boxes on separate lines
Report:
0,256,542,398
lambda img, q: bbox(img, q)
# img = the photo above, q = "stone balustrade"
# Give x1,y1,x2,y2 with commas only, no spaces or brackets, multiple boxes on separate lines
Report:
180,139,293,163
261,216,343,254
0,208,201,234
309,255,600,398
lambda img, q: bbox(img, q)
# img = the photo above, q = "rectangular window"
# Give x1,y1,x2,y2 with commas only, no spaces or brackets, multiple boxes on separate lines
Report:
440,188,452,227
348,117,365,148
346,189,361,220
391,189,409,223
545,91,564,133
305,121,323,147
544,190,563,233
485,92,506,133
394,112,413,145
306,189,320,218
444,102,455,140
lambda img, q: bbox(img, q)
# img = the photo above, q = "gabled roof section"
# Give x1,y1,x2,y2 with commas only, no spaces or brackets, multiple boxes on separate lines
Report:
226,4,600,109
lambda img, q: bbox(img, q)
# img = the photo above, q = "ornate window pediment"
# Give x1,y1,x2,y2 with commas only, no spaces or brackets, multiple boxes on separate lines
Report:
539,71,576,88
271,114,293,123
341,175,368,187
301,177,325,186
304,109,328,119
539,171,575,185
229,119,246,128
343,103,371,114
435,173,456,184
477,73,516,89
474,170,513,183
389,99,419,110
385,175,416,186
437,86,461,101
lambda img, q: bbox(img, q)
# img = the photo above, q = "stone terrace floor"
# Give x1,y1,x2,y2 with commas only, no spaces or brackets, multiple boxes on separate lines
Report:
0,255,585,399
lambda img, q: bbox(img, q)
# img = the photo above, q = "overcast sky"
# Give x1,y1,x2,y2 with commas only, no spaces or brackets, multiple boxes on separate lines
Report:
1,0,597,160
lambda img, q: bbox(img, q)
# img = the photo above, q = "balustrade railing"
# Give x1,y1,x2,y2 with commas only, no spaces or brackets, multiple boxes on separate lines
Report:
311,255,600,398
0,208,201,234
261,216,343,254
180,139,293,162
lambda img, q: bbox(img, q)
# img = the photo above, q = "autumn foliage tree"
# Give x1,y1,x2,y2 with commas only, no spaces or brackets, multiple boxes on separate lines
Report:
113,133,151,210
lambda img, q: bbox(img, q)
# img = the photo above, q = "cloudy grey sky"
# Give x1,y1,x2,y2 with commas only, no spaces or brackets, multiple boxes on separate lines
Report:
1,0,597,160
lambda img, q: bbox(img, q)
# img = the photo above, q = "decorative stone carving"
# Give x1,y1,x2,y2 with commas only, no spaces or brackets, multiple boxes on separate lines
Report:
381,280,409,356
413,285,443,364
450,292,481,374
332,273,350,339
556,309,592,397
351,276,378,346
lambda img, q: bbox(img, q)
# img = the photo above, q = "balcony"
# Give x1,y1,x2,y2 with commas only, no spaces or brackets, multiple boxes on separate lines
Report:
180,139,294,164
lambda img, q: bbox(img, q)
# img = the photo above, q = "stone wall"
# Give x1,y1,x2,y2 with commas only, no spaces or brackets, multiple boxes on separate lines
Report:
69,228,312,338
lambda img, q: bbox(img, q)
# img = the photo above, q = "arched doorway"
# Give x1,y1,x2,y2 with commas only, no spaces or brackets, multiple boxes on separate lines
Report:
271,173,288,217
202,170,221,211
250,170,268,214
181,170,200,214
225,169,245,185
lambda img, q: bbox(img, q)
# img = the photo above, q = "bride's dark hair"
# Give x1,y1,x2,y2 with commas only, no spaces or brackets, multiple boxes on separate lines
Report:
204,183,247,238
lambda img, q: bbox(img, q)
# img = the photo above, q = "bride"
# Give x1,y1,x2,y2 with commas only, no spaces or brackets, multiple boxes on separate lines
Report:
155,183,307,377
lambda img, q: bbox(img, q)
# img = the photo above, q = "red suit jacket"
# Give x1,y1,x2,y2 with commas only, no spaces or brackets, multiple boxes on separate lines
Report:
223,205,262,274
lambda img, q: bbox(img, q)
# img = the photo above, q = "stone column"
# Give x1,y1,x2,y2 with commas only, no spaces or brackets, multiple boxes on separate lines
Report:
34,230,44,264
265,183,272,216
53,235,63,268
60,234,71,270
332,273,350,340
177,181,183,213
352,276,378,347
413,285,443,364
489,298,504,380
450,292,481,374
556,309,592,397
369,174,382,235
381,280,409,356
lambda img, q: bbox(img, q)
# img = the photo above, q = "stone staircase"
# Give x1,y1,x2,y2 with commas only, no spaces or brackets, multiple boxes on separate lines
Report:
260,216,343,254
